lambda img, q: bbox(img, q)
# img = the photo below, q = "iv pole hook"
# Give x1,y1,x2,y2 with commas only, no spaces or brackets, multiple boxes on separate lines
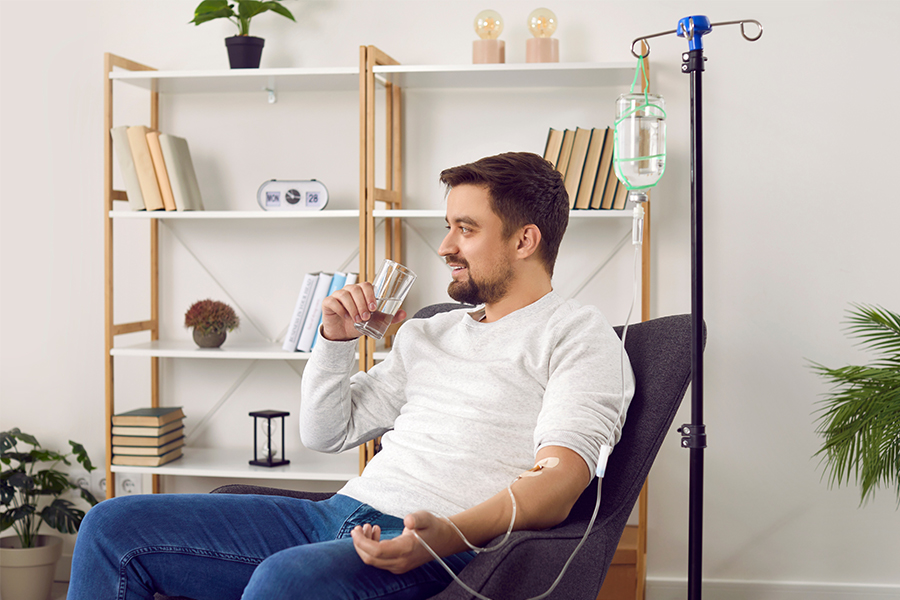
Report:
630,18,763,59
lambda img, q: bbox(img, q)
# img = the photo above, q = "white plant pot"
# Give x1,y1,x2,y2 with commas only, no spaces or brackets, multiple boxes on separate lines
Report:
0,534,63,600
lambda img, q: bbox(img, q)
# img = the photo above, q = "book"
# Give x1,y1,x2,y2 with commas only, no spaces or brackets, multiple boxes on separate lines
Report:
282,272,319,351
612,178,630,210
296,272,335,352
111,407,185,427
146,131,177,211
555,129,576,179
542,128,565,168
110,126,146,211
112,447,183,467
599,166,620,209
575,128,608,210
113,437,184,457
564,127,593,209
125,126,165,211
158,134,205,211
112,427,185,447
310,272,348,350
111,420,184,437
590,130,617,209
343,273,359,286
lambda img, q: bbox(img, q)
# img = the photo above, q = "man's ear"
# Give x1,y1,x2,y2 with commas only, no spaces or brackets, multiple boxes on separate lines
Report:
516,224,542,259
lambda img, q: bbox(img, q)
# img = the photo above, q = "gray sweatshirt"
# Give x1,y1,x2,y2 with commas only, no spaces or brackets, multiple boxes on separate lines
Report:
300,291,634,518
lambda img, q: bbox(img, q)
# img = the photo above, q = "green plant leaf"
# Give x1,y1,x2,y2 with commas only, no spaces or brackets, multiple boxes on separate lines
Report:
33,470,71,495
31,449,67,464
7,472,34,490
1,504,36,530
69,441,95,472
194,0,231,16
40,499,85,535
10,430,40,447
0,429,19,453
262,1,295,21
79,485,99,507
810,303,900,506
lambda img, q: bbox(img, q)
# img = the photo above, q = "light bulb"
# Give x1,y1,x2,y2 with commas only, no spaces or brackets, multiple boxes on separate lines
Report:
475,9,504,40
528,8,557,38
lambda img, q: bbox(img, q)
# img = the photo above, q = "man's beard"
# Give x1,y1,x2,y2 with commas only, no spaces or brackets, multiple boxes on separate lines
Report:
446,256,513,305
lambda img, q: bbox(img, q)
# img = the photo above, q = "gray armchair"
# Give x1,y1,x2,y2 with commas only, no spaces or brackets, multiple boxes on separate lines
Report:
157,307,698,600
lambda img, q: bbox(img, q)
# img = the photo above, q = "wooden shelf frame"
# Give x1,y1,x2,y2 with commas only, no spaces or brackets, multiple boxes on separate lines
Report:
104,47,653,598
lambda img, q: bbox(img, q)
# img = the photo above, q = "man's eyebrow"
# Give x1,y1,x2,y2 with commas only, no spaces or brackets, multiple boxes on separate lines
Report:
445,215,480,227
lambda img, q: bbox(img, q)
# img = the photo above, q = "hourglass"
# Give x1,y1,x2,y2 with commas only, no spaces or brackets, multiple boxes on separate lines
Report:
249,410,290,467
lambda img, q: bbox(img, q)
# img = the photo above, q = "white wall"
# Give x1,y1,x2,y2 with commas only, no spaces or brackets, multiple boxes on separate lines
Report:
1,1,898,597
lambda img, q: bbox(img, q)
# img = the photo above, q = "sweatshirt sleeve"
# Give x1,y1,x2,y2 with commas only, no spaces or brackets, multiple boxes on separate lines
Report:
533,306,634,477
299,328,409,453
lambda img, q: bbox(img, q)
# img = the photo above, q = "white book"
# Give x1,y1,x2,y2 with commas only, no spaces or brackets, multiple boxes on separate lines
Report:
282,273,319,351
296,272,334,352
158,134,205,211
344,273,358,286
110,126,146,211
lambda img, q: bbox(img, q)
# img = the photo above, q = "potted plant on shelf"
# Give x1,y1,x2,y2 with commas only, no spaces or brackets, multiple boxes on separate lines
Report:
185,299,240,348
1,428,98,600
191,0,296,69
811,304,900,505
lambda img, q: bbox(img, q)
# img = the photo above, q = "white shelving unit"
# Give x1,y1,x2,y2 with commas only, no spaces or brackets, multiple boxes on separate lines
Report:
109,210,360,220
110,447,358,481
104,53,642,497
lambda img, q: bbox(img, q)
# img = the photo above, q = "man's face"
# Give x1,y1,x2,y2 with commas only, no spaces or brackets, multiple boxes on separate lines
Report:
438,184,517,306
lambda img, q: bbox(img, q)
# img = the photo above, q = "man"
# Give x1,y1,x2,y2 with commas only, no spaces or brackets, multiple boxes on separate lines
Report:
68,152,632,600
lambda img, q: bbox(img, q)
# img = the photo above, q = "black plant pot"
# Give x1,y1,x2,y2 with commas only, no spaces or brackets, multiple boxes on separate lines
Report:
225,35,265,69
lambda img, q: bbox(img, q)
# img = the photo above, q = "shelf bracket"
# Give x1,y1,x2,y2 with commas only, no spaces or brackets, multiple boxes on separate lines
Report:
265,88,277,104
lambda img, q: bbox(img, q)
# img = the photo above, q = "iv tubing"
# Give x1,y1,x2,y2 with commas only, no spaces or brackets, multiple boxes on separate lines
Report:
412,233,643,600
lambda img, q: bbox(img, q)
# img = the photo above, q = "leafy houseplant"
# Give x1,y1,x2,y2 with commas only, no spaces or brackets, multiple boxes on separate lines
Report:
185,298,240,348
191,0,296,69
1,429,98,548
811,304,900,505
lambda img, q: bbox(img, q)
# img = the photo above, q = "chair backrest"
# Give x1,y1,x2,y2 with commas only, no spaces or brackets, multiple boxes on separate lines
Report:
430,313,698,600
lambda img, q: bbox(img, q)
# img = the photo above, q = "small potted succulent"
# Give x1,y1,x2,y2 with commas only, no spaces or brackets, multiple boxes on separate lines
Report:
185,299,240,348
1,429,98,600
190,0,297,69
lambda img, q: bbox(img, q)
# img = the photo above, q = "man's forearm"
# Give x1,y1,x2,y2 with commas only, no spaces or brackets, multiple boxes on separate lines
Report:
441,445,593,555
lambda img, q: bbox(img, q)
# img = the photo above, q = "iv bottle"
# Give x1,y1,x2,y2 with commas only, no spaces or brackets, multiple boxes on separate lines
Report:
614,92,666,203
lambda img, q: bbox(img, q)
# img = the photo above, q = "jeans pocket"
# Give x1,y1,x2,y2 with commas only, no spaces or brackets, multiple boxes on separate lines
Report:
337,504,405,539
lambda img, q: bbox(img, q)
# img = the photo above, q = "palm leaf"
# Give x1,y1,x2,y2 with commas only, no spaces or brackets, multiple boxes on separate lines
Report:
811,304,900,506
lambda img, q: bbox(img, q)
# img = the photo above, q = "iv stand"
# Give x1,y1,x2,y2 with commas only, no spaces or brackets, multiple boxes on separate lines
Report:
630,16,762,600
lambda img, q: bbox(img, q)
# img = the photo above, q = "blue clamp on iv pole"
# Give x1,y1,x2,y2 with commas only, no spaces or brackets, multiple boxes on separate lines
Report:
627,14,762,600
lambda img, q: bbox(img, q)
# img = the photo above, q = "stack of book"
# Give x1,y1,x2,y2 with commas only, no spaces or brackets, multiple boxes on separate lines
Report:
283,271,358,352
111,407,186,467
110,126,205,212
543,127,630,211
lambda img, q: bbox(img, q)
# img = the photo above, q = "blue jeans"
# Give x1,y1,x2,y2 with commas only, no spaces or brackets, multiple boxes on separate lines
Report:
67,493,475,600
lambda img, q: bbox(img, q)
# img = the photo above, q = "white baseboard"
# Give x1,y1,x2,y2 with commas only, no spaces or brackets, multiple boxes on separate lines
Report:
648,578,900,600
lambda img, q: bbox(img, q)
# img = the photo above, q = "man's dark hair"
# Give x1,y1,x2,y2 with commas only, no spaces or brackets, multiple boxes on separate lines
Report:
439,152,569,277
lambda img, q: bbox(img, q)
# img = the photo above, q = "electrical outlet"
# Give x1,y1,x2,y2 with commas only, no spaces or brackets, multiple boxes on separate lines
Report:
91,470,108,501
70,468,92,493
115,472,143,496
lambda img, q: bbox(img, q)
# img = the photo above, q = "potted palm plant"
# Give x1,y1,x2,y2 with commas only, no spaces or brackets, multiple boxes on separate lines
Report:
1,428,98,600
191,0,296,69
811,304,900,505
